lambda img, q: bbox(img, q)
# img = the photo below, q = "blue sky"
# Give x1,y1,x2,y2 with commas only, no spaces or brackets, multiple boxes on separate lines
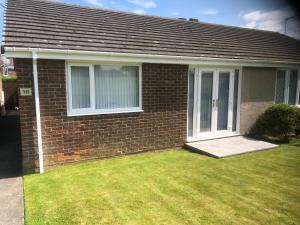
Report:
0,0,300,40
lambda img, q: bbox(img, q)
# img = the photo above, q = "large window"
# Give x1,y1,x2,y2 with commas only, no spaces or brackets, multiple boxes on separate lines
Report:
67,63,142,116
275,69,300,106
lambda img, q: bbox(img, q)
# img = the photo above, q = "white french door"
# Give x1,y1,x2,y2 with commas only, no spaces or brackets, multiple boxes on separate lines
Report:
188,68,239,140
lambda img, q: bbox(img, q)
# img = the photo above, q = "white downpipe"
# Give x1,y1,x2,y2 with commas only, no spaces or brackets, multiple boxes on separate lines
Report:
32,51,44,174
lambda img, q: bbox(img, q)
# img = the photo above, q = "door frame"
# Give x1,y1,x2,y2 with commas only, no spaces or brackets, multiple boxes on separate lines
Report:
187,66,242,142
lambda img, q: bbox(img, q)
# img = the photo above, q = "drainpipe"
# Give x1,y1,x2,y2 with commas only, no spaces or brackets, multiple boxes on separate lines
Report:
32,50,44,173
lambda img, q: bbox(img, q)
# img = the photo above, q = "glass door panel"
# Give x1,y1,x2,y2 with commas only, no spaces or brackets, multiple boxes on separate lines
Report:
188,69,195,137
232,70,239,132
200,71,214,133
217,72,230,131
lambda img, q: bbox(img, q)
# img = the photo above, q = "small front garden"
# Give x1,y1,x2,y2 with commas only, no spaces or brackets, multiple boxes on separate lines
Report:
24,138,300,225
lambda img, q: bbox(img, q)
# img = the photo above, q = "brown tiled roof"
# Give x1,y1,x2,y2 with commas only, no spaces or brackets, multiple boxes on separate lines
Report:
3,0,300,63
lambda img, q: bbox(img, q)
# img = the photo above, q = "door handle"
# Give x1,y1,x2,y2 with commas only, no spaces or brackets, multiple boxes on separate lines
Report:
212,99,218,108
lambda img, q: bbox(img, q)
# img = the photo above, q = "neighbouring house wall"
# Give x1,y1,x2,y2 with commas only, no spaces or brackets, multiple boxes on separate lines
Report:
3,81,18,110
15,59,188,172
240,67,276,134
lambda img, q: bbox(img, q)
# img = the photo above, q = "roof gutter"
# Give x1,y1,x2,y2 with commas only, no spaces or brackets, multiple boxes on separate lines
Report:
5,47,300,68
32,50,44,174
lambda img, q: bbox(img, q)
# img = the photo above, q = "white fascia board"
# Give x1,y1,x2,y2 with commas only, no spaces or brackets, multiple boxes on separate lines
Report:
4,47,300,68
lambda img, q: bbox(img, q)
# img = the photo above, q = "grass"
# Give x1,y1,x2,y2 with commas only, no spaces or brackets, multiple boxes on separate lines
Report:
24,139,300,225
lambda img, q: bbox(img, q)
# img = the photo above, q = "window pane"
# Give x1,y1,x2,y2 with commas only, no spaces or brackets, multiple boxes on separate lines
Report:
275,70,285,103
288,69,298,105
200,71,213,132
217,72,230,131
94,65,139,109
71,66,90,109
232,69,239,132
188,68,195,137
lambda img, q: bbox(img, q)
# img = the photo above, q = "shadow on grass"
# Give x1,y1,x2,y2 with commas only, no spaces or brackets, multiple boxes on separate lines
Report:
246,134,300,147
288,137,300,147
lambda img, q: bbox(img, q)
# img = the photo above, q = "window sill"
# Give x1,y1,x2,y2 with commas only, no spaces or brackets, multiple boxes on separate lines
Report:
67,109,144,117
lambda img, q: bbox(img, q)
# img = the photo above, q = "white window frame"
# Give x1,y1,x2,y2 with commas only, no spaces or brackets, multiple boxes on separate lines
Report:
66,62,143,116
275,68,300,106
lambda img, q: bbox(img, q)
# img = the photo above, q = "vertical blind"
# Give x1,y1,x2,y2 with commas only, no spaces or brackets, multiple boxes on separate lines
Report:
94,65,139,109
70,64,140,113
275,70,286,103
288,69,298,105
71,66,90,109
232,70,239,132
217,72,230,131
200,72,213,132
275,69,299,105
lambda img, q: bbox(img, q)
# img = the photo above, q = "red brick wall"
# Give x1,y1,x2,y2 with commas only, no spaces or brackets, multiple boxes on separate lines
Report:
15,59,188,172
15,59,37,172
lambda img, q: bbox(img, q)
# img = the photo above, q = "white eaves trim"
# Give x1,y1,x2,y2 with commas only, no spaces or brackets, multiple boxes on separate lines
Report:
4,47,300,68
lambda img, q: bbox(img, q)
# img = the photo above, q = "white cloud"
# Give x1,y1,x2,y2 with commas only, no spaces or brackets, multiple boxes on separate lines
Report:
240,8,300,39
85,0,103,7
132,9,147,14
128,0,156,9
199,9,219,15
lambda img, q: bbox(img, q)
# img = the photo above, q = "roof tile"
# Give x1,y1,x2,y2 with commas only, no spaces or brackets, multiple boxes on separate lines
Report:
3,0,300,63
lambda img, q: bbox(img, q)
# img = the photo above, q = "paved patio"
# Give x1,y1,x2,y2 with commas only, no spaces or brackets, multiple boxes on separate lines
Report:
0,175,24,225
185,136,278,158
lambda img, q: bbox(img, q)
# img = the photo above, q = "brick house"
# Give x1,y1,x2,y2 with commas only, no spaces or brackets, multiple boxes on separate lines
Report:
3,0,300,173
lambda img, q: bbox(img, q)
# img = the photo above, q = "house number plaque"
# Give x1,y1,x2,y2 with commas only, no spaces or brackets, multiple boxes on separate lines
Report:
20,88,32,96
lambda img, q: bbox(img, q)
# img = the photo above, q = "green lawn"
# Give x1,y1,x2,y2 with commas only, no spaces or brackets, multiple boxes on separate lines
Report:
24,139,300,225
